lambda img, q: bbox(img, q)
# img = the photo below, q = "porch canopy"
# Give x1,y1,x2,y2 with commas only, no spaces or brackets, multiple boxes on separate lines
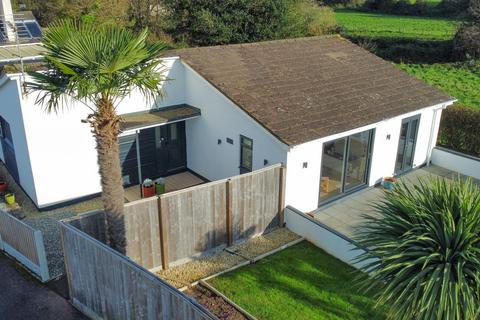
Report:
120,104,201,132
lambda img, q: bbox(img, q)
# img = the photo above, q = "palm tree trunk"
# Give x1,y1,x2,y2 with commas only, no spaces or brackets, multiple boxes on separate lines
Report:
90,97,126,253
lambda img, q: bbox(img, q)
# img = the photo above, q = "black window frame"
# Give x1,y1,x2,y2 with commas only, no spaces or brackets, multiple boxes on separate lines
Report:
239,135,253,174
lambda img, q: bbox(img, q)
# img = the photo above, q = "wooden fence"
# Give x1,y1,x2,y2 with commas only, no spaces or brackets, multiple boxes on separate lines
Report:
67,164,286,271
60,221,216,320
0,209,50,281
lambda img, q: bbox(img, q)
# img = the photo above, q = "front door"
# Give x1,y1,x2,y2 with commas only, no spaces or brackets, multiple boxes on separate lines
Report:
119,121,187,186
395,115,420,175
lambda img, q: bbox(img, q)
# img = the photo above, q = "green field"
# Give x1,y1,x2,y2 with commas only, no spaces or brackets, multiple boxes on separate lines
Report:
399,63,480,109
208,241,385,320
335,9,459,40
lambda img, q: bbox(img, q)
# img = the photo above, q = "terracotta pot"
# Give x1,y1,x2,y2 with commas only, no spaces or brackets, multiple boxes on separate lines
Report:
0,182,7,193
142,185,155,198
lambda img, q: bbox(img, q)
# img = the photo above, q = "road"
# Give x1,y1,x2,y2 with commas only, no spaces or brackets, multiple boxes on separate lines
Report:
0,253,87,320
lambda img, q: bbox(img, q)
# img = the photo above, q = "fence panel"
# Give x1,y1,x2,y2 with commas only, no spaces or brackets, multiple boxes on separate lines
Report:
0,210,49,281
124,197,162,269
60,222,214,320
160,180,228,266
230,165,282,242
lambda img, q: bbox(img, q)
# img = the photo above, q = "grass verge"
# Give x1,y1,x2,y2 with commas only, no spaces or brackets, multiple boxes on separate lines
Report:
335,9,459,40
398,62,480,109
208,241,385,320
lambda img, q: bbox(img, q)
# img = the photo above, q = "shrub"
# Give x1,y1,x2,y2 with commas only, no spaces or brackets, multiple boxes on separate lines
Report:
356,177,480,320
162,0,338,46
453,25,480,59
363,0,432,16
283,2,339,37
438,104,480,157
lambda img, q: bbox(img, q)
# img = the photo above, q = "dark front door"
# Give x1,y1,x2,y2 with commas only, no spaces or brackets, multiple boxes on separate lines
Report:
119,122,187,186
142,122,187,179
395,115,420,175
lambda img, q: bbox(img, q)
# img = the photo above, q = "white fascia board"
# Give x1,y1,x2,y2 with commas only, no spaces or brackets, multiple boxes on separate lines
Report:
290,100,456,151
180,60,290,153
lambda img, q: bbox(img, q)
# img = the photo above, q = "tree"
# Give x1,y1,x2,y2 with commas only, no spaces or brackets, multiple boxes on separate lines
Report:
355,178,480,320
453,0,480,59
26,20,167,252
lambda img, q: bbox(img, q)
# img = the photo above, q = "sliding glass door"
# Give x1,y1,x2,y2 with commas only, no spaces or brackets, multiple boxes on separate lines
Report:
395,115,420,174
319,129,374,205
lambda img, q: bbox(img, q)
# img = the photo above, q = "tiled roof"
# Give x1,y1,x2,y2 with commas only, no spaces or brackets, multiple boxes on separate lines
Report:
174,36,453,146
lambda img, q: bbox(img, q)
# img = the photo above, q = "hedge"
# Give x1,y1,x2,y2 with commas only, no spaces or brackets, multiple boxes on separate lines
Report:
438,104,480,157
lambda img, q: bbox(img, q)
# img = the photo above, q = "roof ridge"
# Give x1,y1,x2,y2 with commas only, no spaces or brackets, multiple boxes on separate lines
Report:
174,35,344,52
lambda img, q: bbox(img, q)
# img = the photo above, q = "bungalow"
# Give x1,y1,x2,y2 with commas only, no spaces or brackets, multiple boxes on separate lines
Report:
0,36,454,211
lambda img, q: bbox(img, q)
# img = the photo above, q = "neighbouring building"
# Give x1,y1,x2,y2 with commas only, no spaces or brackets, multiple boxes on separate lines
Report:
0,35,454,211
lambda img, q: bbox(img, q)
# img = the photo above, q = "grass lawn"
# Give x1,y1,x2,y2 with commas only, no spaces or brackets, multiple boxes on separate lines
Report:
208,241,385,320
398,63,480,109
335,9,459,40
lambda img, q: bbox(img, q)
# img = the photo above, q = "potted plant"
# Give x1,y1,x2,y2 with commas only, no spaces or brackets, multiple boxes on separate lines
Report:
5,193,15,205
155,177,166,195
0,181,7,193
142,179,156,198
382,176,397,190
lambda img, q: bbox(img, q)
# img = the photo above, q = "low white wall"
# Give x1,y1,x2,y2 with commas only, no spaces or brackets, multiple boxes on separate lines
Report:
285,206,368,269
183,62,288,181
431,147,480,180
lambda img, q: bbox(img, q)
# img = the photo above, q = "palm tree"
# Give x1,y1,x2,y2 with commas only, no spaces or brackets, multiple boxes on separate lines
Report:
355,177,480,320
27,20,167,252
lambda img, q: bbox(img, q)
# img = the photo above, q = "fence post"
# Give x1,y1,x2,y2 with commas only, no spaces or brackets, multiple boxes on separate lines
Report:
157,196,169,270
278,165,286,227
33,230,50,282
226,179,233,246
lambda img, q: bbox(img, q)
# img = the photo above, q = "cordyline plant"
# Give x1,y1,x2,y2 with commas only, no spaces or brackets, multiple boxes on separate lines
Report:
26,20,167,252
355,177,480,320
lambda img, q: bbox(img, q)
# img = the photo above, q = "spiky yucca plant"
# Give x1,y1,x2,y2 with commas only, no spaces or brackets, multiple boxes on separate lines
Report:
356,177,480,320
27,20,167,252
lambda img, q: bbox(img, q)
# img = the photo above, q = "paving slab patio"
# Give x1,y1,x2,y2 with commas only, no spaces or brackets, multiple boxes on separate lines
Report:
312,165,479,239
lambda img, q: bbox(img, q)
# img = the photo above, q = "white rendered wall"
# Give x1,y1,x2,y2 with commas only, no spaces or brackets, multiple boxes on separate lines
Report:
431,147,480,180
285,104,449,212
0,77,38,203
183,63,288,181
10,58,185,208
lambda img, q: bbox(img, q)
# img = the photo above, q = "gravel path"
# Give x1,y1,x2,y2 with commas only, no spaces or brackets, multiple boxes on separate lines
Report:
25,212,77,278
156,228,302,288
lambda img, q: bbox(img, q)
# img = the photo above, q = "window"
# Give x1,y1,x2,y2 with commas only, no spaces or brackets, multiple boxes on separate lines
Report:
240,136,253,174
319,129,374,205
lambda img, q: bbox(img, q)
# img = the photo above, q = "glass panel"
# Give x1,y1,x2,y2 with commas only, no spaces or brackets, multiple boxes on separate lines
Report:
170,123,178,141
240,137,253,172
395,122,408,172
320,137,347,202
344,131,370,191
404,119,419,168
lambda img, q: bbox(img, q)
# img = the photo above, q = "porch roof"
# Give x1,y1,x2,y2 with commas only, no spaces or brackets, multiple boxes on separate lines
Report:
120,104,201,131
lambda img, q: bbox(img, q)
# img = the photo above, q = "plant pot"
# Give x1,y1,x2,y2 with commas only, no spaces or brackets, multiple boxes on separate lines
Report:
5,193,15,205
0,182,7,193
142,185,155,198
155,178,166,195
382,177,397,190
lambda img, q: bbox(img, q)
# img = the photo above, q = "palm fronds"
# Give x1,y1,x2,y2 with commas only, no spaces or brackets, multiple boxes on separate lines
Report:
26,20,167,113
355,177,480,320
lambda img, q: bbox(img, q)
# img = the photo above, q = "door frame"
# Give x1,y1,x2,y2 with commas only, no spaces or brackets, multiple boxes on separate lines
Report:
318,129,375,207
395,115,421,175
